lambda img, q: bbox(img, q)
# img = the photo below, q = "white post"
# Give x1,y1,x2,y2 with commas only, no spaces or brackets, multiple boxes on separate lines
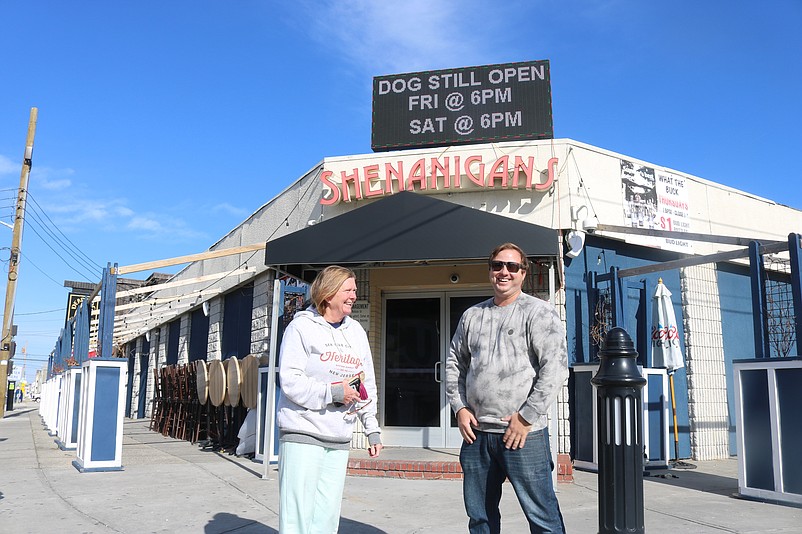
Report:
55,367,82,450
73,358,128,472
262,278,282,480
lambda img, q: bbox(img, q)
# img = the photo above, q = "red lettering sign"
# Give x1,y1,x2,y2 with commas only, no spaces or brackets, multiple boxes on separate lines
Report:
320,155,557,205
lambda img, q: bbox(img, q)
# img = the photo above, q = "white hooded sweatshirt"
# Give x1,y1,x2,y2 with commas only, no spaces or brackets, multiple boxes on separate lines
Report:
276,307,381,449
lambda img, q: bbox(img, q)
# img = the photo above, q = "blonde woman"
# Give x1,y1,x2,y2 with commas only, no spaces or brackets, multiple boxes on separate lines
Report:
277,265,382,533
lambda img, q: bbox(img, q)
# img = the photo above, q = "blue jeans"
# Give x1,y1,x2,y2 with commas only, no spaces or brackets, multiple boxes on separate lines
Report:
460,428,565,534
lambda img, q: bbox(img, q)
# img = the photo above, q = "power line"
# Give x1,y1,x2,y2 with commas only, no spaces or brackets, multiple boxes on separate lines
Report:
24,193,102,279
12,307,63,316
1,316,63,325
26,192,103,271
20,221,96,281
23,220,98,281
123,169,324,328
1,188,105,286
19,250,69,287
22,220,98,281
13,331,61,337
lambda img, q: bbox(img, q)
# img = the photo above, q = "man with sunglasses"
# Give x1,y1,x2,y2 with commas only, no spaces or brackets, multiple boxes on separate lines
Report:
446,242,568,533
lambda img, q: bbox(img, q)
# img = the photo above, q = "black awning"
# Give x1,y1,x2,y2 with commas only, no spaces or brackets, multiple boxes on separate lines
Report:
264,191,559,266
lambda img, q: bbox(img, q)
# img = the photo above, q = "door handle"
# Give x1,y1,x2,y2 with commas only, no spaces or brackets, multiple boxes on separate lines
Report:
434,361,442,383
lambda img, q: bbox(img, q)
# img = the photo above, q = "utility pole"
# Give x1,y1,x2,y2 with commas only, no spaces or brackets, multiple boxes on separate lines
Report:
0,107,37,418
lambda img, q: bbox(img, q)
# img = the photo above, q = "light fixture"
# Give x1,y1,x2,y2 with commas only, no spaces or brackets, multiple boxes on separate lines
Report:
570,205,588,223
571,204,599,233
565,230,586,259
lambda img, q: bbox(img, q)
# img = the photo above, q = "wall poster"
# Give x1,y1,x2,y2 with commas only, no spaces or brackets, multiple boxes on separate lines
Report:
621,159,692,253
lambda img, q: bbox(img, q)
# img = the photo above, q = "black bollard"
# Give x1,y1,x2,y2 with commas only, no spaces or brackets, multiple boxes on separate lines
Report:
591,327,647,534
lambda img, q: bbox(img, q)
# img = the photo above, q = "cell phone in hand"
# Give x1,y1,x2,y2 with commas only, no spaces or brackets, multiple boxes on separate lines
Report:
348,375,362,391
348,371,368,400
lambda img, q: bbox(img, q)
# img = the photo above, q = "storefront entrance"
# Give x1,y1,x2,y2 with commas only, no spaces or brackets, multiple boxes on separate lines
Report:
381,292,489,447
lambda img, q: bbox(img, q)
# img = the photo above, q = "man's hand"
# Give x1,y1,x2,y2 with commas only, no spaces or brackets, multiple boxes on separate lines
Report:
457,407,478,444
501,412,532,450
367,443,383,458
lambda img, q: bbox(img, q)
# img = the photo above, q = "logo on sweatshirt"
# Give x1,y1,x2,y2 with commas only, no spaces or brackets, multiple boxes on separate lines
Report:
320,351,361,366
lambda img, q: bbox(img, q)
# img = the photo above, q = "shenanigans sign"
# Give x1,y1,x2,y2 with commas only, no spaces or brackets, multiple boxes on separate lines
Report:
319,153,557,205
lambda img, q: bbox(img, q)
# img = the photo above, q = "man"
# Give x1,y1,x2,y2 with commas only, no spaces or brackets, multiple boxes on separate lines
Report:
446,242,569,534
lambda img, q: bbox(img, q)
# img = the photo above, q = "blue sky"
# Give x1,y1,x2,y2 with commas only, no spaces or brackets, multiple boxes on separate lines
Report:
1,1,800,382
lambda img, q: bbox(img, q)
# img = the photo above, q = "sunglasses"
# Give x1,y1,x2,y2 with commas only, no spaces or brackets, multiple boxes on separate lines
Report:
489,260,523,273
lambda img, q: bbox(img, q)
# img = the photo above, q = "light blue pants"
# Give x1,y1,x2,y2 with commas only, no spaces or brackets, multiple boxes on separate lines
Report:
278,441,350,534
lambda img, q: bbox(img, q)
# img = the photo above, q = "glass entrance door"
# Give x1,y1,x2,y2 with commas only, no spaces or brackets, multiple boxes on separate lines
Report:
382,292,487,447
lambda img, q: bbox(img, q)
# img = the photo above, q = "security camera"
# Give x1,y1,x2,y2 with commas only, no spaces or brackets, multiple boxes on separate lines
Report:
450,273,460,284
582,217,599,233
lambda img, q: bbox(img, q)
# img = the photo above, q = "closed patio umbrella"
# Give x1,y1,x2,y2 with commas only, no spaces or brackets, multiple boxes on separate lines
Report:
651,278,695,468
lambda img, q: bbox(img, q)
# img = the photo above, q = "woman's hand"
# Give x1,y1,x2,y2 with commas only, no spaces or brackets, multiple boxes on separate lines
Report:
342,378,362,404
367,443,383,458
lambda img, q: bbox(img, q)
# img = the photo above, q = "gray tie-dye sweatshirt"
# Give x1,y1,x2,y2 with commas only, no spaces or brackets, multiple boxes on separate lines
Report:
446,292,569,433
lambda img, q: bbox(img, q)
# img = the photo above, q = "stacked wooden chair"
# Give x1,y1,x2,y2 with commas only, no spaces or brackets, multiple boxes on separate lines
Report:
149,367,166,432
146,356,259,455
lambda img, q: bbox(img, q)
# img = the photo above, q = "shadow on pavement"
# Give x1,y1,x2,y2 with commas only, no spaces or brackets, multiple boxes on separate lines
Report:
340,517,388,533
2,407,37,418
201,513,386,533
644,468,737,497
201,447,264,477
205,512,275,533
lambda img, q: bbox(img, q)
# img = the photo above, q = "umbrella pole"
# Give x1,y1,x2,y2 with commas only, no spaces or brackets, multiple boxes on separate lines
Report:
669,371,697,470
670,372,680,462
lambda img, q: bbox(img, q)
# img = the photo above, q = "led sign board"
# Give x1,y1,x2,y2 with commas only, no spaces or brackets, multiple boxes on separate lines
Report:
371,60,552,151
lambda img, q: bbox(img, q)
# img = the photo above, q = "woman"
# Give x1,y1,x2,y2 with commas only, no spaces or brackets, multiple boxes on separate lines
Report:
277,265,382,533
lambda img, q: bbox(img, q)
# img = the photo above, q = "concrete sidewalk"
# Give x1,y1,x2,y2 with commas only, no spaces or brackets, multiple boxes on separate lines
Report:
1,401,800,533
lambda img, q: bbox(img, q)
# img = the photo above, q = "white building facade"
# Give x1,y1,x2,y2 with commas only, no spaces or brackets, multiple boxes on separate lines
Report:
118,138,802,463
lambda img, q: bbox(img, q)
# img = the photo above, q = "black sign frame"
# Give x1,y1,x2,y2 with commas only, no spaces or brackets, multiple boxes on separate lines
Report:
372,60,552,152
